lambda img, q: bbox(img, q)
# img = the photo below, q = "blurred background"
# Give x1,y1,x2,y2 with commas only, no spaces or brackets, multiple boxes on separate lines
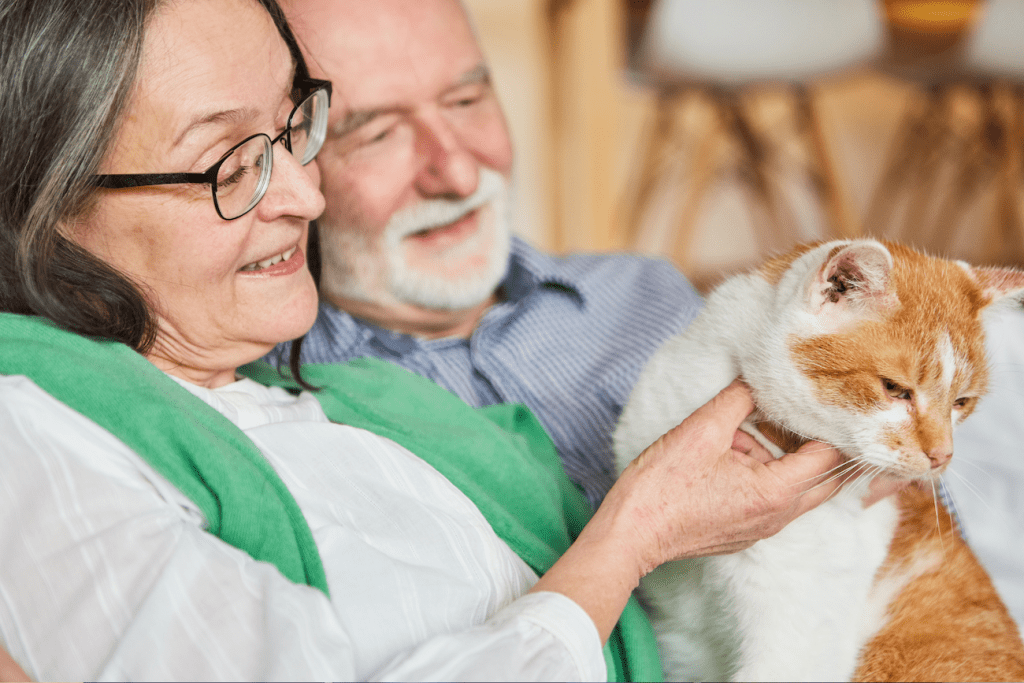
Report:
463,0,1024,290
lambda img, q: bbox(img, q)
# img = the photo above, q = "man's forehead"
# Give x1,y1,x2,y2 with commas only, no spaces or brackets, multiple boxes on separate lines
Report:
289,0,485,101
286,0,478,56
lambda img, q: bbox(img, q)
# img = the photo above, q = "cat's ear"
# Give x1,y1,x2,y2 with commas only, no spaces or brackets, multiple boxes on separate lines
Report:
963,264,1024,311
808,241,899,324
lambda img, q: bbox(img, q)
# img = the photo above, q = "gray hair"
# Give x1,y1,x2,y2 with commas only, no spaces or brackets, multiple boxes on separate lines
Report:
0,0,162,348
0,0,308,354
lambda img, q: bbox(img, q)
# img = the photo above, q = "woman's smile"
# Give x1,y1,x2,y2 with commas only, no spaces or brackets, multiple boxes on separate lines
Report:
239,244,303,274
68,0,324,387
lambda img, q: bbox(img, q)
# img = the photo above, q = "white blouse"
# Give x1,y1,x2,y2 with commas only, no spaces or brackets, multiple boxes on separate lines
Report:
0,374,605,681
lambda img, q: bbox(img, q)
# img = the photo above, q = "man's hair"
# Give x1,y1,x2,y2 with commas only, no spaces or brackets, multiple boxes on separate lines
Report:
0,0,311,360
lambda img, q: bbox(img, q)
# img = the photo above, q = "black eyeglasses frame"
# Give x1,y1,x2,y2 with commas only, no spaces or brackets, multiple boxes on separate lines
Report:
91,78,332,221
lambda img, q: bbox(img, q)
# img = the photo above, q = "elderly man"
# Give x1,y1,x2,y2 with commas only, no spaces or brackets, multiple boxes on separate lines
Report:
273,0,702,506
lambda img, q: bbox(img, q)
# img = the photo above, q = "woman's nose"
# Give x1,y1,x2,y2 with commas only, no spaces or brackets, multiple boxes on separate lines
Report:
255,142,326,222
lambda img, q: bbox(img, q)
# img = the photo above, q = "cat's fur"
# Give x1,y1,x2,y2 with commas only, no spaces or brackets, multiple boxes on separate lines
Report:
613,239,1024,682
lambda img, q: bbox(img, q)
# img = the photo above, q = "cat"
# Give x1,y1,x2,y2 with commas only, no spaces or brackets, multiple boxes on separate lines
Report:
613,238,1024,682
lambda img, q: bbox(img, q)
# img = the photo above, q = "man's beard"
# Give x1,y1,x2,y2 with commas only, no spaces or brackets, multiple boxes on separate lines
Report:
319,167,511,312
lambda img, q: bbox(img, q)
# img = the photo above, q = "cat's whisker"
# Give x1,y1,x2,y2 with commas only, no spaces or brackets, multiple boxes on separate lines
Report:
945,468,996,515
794,459,883,503
795,461,858,494
940,480,959,543
788,458,857,489
935,479,959,548
819,463,866,504
849,463,885,497
953,457,994,481
930,479,948,559
854,464,885,490
832,461,877,502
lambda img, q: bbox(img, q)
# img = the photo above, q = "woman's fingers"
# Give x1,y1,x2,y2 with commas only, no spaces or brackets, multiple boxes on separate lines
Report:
731,429,774,465
691,380,756,437
763,440,846,516
0,645,28,683
861,475,909,508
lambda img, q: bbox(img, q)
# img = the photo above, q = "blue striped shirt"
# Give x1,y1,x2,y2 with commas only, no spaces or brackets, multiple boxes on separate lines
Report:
269,237,704,506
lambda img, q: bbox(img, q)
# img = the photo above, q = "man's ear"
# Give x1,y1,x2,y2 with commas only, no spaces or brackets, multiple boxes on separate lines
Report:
808,240,899,323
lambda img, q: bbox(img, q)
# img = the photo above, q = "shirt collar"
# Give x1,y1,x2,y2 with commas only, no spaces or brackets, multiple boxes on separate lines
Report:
312,236,588,355
502,236,587,307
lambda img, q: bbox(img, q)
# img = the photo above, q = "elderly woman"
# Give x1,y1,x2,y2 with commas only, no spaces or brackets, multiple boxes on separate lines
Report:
0,0,851,680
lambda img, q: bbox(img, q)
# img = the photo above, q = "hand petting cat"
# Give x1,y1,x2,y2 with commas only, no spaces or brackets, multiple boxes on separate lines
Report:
0,643,27,683
610,239,1024,681
609,379,855,567
529,379,851,643
731,426,909,508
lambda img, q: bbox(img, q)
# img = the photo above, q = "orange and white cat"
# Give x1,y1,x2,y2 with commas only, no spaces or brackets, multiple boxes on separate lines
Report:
614,239,1024,682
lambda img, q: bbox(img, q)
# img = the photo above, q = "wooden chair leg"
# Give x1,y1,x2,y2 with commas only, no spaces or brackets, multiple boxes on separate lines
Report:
865,88,943,238
900,87,957,246
793,85,860,241
721,92,800,256
670,97,725,272
623,89,685,249
991,85,1024,266
930,86,1000,257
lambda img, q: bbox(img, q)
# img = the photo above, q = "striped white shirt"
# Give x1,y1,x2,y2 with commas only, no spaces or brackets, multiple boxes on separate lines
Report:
270,238,704,506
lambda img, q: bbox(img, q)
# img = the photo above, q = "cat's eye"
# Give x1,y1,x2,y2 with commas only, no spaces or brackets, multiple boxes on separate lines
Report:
953,397,972,409
882,378,911,401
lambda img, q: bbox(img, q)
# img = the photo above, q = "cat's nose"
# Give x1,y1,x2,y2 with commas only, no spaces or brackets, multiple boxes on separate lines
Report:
926,447,952,469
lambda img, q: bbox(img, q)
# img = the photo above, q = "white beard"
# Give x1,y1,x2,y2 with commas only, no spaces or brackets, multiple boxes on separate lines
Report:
319,167,511,312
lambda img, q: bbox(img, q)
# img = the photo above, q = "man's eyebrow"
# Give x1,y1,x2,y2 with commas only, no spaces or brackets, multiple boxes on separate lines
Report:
330,109,384,139
330,63,492,139
453,63,490,88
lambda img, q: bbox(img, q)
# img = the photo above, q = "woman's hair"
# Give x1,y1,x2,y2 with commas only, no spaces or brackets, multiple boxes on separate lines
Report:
0,0,160,348
0,0,315,383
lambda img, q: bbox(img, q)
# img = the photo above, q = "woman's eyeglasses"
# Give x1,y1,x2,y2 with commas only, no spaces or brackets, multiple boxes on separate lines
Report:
92,79,332,220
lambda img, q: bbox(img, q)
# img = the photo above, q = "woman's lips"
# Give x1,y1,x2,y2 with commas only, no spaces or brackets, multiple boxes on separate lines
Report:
238,245,304,276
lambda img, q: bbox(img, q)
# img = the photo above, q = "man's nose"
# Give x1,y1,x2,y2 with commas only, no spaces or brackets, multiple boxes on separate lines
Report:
413,114,479,198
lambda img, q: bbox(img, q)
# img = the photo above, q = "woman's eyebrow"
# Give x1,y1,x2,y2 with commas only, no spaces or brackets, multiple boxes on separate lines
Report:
173,106,261,147
173,67,297,148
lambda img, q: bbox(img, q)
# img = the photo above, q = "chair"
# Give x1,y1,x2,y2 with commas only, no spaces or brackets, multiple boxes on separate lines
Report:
867,0,1024,266
622,0,884,284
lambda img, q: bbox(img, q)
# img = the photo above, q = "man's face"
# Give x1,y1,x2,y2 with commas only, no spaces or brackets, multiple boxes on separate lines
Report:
287,0,515,312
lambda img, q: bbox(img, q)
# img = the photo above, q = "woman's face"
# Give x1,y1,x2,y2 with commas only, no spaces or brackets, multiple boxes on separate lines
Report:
72,0,324,387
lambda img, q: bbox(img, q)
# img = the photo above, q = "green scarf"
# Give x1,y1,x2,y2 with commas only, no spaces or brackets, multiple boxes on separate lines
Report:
0,313,662,682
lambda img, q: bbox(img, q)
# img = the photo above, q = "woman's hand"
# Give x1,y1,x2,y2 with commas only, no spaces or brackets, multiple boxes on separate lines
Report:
530,380,847,643
0,644,28,683
611,381,847,572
